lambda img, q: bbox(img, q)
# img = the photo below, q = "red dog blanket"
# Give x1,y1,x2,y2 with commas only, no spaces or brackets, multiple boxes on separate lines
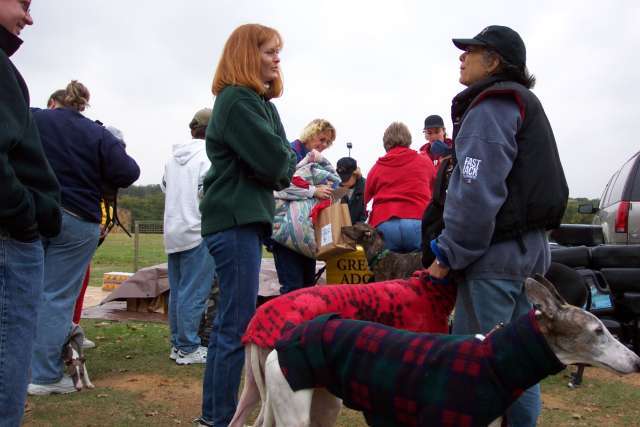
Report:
242,270,456,348
276,311,565,427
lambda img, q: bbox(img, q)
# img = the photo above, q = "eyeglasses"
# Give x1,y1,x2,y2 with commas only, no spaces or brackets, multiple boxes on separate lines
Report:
463,46,485,55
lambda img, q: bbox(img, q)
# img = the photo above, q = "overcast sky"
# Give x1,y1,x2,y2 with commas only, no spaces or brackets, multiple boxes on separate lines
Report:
13,0,640,198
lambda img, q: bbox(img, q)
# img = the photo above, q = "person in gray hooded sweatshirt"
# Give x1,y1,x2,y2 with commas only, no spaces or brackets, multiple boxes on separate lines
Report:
161,108,216,365
426,26,568,426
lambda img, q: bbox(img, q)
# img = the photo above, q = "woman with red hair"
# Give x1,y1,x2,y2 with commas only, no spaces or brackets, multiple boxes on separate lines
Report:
196,24,296,427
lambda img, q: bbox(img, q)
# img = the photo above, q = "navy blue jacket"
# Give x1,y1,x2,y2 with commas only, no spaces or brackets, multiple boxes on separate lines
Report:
32,107,140,222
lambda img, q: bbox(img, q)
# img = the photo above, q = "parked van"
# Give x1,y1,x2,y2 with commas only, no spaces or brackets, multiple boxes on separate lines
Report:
582,151,640,244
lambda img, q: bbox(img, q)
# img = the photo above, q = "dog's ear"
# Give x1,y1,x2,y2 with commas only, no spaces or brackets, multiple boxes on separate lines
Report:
61,345,72,361
525,276,563,319
533,273,568,305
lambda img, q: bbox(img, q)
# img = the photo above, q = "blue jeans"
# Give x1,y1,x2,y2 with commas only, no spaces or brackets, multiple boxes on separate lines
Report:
375,218,422,253
0,234,44,426
452,278,541,427
30,212,99,384
200,224,264,427
168,241,216,353
272,241,316,294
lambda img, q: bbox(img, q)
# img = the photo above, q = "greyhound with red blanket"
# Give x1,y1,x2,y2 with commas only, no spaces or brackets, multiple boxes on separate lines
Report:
228,270,455,427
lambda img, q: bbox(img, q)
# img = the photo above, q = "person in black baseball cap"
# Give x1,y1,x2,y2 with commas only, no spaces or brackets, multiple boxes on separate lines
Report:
452,25,535,89
336,157,357,183
419,114,452,164
336,157,367,223
453,25,526,68
425,24,568,427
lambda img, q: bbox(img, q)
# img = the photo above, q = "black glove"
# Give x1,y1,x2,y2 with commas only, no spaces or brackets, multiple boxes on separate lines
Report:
421,202,444,268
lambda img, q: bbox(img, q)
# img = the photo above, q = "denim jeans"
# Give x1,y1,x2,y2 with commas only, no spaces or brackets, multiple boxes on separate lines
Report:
0,234,44,426
272,241,316,294
168,241,216,353
375,218,422,253
30,212,99,384
452,278,541,427
200,224,264,427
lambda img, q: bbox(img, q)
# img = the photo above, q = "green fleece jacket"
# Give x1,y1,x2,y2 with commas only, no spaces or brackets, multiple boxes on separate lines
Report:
200,85,296,235
0,27,60,241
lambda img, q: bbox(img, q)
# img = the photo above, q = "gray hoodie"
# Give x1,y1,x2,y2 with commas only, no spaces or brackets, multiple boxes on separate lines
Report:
436,97,550,281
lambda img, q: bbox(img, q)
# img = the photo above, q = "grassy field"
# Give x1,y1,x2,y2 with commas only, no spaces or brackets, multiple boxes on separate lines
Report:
88,233,166,287
23,319,640,426
88,233,273,287
25,233,639,426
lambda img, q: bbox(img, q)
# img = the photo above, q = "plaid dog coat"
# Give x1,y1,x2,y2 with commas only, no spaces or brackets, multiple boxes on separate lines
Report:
242,270,456,348
275,311,565,427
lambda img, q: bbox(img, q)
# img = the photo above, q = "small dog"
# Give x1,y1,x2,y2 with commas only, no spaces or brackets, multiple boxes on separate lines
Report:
341,223,423,282
228,271,456,427
63,324,94,391
263,275,640,427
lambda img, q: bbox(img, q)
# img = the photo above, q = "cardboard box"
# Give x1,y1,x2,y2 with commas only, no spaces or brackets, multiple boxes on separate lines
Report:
125,292,169,314
102,272,134,291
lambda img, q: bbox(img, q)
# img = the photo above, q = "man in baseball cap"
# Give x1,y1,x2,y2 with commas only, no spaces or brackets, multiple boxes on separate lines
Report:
161,107,216,366
189,108,212,131
419,114,452,164
452,25,526,68
426,25,568,427
336,157,357,183
336,157,367,224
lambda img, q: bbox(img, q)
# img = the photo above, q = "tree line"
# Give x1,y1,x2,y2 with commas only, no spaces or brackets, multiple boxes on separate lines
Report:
118,185,165,223
117,185,599,226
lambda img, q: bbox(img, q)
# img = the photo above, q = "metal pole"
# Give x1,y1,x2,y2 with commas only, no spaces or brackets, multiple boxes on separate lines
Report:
133,221,140,272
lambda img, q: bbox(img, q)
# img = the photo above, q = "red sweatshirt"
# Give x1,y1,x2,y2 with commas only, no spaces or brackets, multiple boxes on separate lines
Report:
365,146,436,227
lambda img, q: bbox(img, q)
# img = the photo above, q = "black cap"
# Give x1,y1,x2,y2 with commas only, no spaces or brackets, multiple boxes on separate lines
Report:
336,157,357,182
423,115,445,130
452,25,526,67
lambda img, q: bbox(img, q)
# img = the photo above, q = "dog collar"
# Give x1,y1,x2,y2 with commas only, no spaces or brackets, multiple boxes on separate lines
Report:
368,249,390,269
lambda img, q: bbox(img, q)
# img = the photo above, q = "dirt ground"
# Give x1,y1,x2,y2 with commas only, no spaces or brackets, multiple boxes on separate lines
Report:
97,374,202,422
586,367,640,387
24,367,638,427
111,369,640,425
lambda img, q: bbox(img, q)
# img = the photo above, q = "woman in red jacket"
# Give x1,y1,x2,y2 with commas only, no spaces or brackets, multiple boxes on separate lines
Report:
365,122,436,252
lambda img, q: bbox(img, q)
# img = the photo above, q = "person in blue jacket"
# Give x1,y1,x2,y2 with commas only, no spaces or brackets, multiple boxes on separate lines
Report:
27,80,140,396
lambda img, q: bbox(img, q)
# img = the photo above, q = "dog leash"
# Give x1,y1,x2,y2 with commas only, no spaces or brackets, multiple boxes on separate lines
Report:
367,249,390,270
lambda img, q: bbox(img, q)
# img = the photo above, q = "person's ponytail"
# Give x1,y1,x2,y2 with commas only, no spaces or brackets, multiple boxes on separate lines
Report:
63,80,90,112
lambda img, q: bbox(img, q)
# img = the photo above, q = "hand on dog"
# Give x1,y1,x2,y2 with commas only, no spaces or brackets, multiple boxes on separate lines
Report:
427,259,450,279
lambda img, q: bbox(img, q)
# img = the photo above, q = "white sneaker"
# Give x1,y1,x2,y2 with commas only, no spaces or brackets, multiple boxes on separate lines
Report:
192,416,214,426
169,346,179,360
82,337,96,349
176,346,207,365
28,375,77,395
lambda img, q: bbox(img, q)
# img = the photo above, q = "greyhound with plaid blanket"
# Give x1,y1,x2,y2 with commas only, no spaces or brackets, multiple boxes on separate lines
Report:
264,275,640,427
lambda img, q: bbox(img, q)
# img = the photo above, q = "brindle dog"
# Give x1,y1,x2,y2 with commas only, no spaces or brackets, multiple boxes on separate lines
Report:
342,223,423,282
